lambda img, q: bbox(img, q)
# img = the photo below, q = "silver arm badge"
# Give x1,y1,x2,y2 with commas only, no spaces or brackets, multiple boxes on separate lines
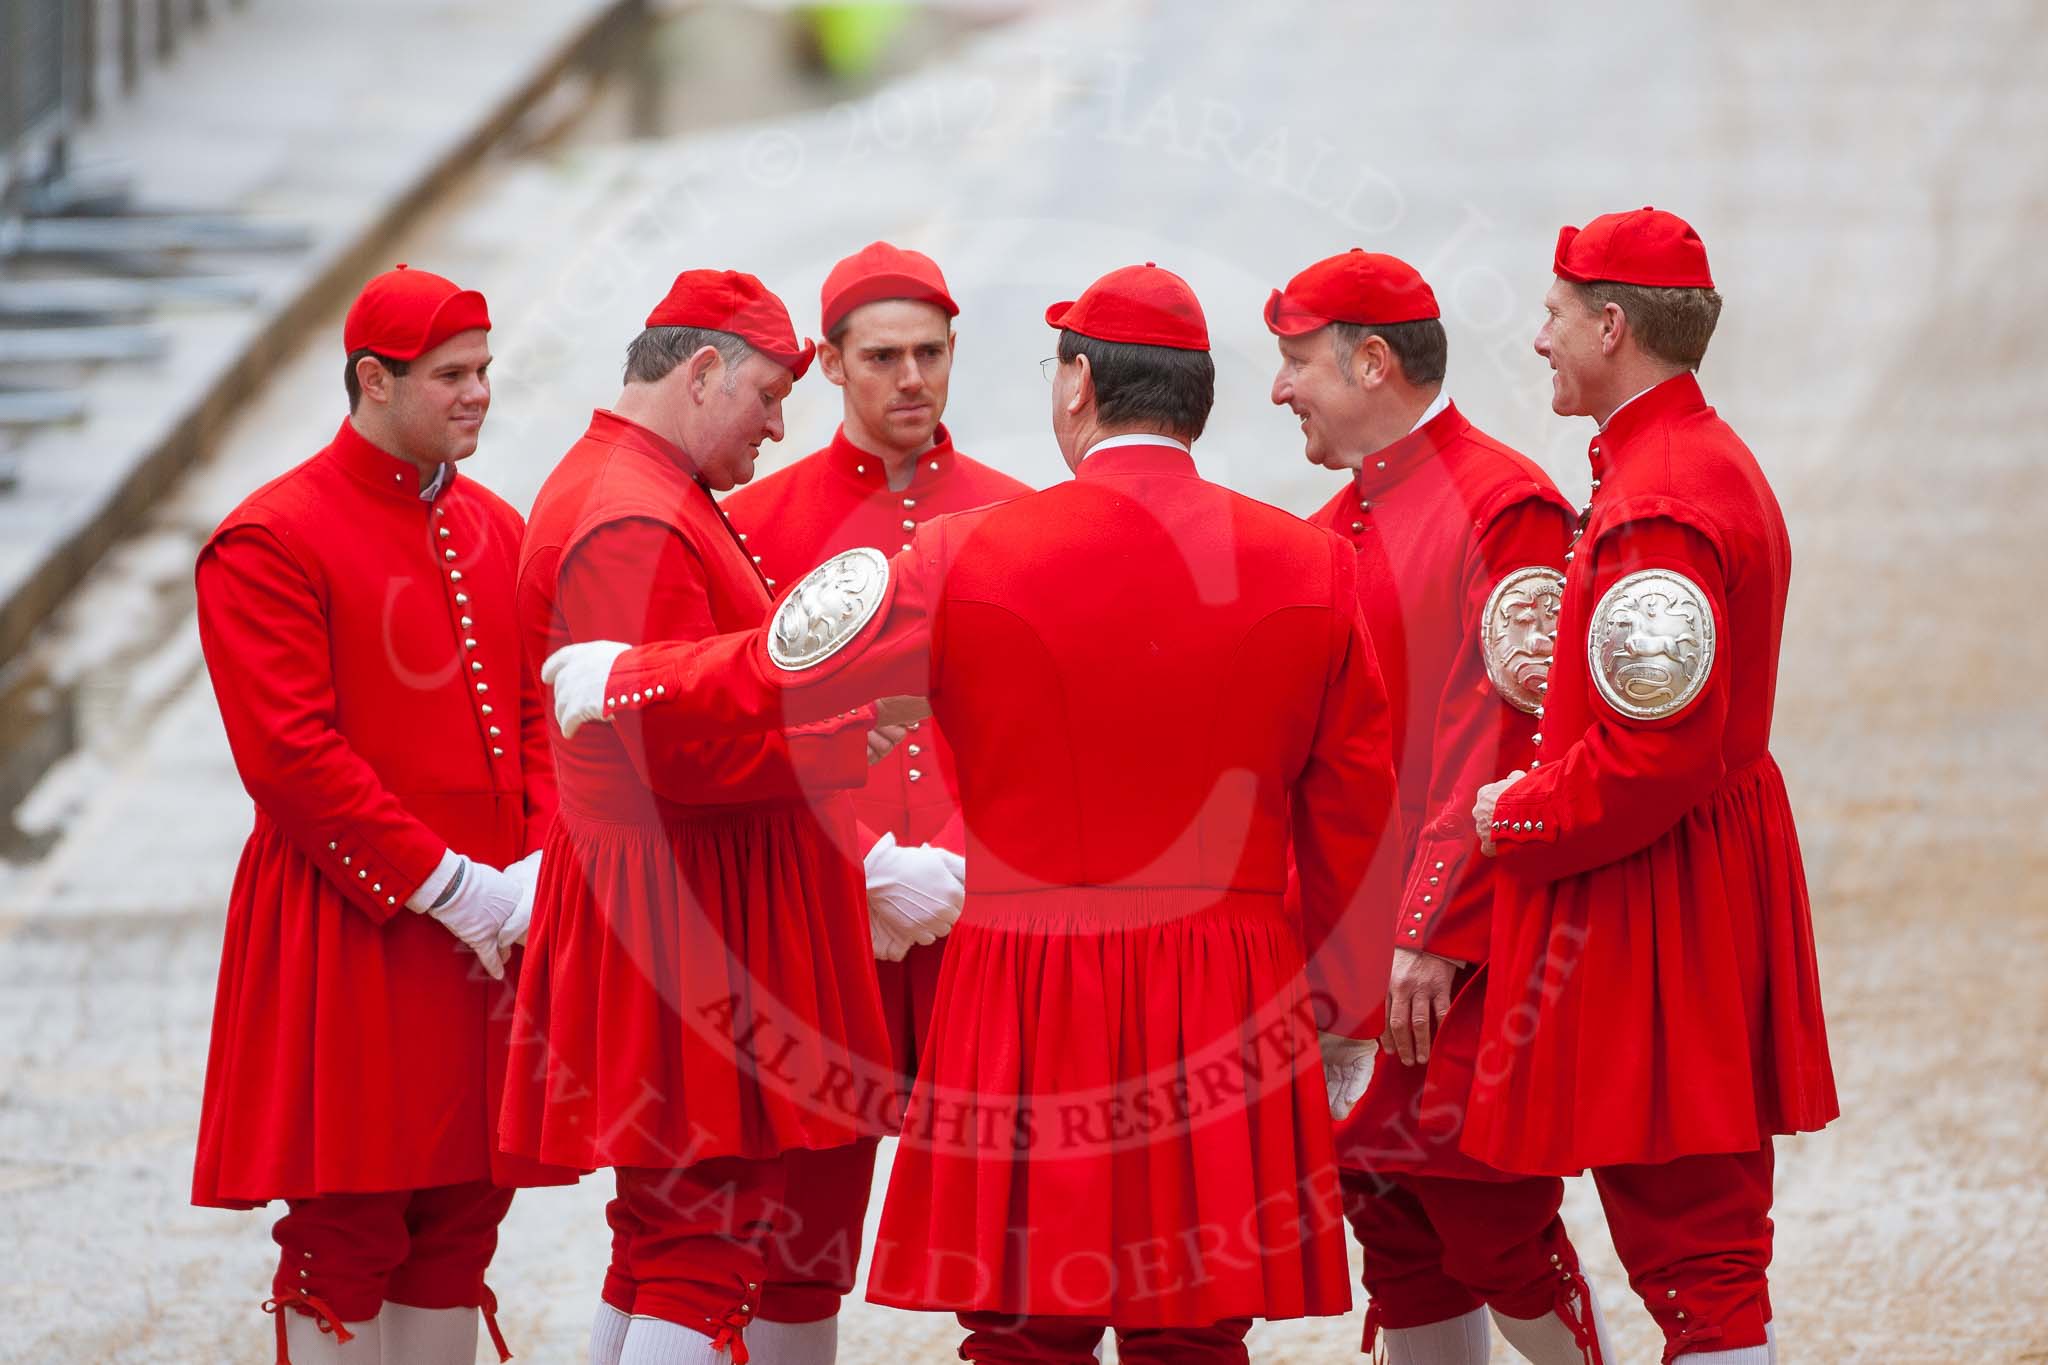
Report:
1588,568,1717,720
1480,566,1565,715
766,546,891,672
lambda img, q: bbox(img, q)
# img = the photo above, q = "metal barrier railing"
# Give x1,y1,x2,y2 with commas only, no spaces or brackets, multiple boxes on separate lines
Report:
2,0,253,201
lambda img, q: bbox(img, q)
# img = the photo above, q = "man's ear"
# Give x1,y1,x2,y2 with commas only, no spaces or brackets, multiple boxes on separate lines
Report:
1599,301,1629,358
356,354,397,407
1066,353,1093,417
683,344,724,402
817,339,848,388
1355,333,1394,389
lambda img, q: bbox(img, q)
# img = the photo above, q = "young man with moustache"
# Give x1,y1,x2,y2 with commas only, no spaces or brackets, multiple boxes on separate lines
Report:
722,239,1029,1097
540,263,1406,1365
507,269,895,1365
1471,209,1838,1364
192,265,562,1364
1267,249,1611,1365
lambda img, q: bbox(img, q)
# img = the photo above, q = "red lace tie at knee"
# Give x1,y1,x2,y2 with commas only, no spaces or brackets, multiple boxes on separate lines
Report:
1362,1300,1386,1364
1555,1266,1605,1365
707,1283,759,1364
262,1290,354,1365
480,1282,513,1362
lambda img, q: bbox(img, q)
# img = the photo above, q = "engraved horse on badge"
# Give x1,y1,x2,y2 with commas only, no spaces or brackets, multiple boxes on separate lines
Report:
767,546,892,671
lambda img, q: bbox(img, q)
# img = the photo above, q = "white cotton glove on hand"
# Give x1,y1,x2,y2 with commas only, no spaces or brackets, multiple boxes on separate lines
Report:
1319,1032,1378,1122
541,640,631,738
864,832,966,963
418,856,520,979
494,849,543,954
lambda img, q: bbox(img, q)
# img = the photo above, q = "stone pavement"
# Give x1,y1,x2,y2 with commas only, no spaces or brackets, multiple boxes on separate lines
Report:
1,0,2045,1360
0,0,640,666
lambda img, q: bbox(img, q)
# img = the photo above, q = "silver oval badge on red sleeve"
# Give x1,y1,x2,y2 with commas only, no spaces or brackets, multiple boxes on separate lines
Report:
1480,565,1565,715
1588,568,1717,719
767,546,891,672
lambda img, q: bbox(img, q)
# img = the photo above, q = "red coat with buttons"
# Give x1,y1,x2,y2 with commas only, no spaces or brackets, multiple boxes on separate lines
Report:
1308,402,1574,1180
191,418,569,1208
1465,374,1838,1174
503,410,893,1172
721,424,1031,1080
601,441,1404,1324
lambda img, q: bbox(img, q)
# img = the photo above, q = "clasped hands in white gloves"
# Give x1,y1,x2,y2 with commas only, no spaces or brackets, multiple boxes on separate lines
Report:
1318,1032,1377,1121
864,832,965,962
541,640,630,739
410,852,525,979
493,849,543,955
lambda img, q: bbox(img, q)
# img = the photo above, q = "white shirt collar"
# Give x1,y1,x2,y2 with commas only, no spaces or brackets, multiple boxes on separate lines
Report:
1407,389,1451,435
1081,432,1192,460
418,463,451,501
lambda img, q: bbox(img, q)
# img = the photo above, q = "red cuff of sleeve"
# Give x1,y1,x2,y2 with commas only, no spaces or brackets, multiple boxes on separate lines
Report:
1489,795,1559,847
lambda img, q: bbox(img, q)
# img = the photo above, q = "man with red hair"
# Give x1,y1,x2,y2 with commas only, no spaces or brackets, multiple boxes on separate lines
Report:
509,269,895,1365
1267,249,1608,1364
1473,208,1838,1365
193,265,564,1363
541,262,1406,1364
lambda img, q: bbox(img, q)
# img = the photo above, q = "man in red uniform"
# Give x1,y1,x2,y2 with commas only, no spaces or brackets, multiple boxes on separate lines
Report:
509,269,896,1365
543,263,1407,1364
1267,250,1612,1365
725,241,1030,1070
1470,209,1839,1365
193,265,565,1364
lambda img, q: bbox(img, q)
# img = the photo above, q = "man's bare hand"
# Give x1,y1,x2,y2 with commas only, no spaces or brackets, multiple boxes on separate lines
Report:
1379,947,1460,1067
874,694,932,729
867,723,908,766
1473,769,1528,856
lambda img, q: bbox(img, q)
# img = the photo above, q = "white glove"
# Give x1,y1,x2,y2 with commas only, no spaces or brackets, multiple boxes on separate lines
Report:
1319,1032,1378,1122
863,832,966,963
541,640,631,738
495,849,542,954
416,856,520,979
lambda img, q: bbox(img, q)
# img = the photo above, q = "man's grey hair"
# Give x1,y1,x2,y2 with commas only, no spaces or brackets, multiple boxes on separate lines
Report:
623,325,755,388
1326,318,1448,387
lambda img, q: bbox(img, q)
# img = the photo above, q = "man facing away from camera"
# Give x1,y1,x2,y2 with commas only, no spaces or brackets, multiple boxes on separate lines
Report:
540,262,1407,1364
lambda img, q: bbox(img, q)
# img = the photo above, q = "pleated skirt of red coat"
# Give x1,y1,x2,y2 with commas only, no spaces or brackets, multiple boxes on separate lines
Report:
500,798,895,1171
193,808,571,1208
1463,754,1839,1175
867,888,1355,1327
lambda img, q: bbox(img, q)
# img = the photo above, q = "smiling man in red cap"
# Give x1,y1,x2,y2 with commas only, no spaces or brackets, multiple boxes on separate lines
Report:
1268,250,1610,1365
536,261,1405,1363
192,264,565,1363
1468,209,1839,1365
508,268,896,1365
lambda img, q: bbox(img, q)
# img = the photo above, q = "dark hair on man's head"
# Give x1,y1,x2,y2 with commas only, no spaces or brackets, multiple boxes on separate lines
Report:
345,349,409,412
1055,330,1215,442
623,326,755,387
1573,282,1723,370
1326,319,1448,386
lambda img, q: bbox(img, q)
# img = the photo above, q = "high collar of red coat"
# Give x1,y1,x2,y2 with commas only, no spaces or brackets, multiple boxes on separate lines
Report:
586,409,706,483
1590,372,1708,477
1349,401,1467,498
1074,440,1198,479
827,423,959,491
326,416,455,503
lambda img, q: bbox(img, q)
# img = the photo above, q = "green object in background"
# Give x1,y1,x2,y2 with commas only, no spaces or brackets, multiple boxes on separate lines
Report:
803,3,916,80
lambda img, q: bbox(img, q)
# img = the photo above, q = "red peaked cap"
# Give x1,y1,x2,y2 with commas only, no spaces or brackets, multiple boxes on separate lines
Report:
1264,248,1440,336
343,264,490,360
1045,262,1209,351
1553,207,1714,289
646,269,816,379
820,241,959,336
